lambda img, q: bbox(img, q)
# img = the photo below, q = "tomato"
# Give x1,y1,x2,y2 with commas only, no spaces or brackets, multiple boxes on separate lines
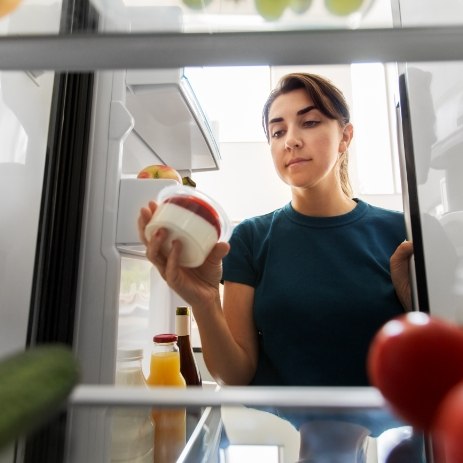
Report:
367,312,463,432
432,381,463,463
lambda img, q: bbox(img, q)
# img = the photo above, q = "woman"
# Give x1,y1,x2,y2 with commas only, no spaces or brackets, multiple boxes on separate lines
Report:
138,72,414,388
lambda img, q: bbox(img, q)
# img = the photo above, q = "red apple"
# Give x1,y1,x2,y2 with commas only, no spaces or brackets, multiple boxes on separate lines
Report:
433,381,463,463
137,164,182,183
367,312,463,432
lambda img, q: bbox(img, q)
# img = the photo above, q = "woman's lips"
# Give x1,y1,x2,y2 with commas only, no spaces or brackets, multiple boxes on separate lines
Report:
286,157,311,167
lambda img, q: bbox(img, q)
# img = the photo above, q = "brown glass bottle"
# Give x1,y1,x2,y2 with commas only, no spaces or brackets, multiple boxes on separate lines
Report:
175,306,202,386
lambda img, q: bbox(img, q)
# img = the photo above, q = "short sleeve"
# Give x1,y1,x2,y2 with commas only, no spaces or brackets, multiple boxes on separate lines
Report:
222,220,259,287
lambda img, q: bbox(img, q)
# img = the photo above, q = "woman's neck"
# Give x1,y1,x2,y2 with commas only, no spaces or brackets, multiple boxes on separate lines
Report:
291,188,356,217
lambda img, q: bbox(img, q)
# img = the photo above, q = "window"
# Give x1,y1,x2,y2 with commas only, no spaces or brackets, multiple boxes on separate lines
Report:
350,62,401,195
187,64,403,221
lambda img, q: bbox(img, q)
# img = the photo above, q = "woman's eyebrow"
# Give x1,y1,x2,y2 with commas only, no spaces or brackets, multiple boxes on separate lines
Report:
269,105,317,125
268,116,283,125
297,105,316,116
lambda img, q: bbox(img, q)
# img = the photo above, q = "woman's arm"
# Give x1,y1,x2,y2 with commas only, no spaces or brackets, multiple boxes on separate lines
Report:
194,281,259,386
138,202,258,385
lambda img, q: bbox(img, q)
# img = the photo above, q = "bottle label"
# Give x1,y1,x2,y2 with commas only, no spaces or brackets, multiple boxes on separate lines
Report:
175,315,190,337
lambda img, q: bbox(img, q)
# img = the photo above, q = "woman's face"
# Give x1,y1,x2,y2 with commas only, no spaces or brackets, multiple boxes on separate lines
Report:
267,88,351,192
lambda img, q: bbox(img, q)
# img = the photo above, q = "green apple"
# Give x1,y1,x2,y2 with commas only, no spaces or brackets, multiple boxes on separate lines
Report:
325,0,364,16
182,0,213,10
255,0,290,21
137,164,182,183
289,0,313,14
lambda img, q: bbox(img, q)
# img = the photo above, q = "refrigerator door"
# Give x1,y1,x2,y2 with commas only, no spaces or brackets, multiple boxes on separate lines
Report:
0,70,55,356
395,0,463,323
0,2,62,462
0,0,61,359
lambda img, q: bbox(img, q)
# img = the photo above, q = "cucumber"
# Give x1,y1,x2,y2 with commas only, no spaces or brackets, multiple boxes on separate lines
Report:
0,344,80,450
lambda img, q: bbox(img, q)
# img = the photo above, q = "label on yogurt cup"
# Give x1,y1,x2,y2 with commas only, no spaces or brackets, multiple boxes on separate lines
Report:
164,195,221,237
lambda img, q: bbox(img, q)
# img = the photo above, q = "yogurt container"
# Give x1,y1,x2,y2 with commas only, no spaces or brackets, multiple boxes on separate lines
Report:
144,185,232,267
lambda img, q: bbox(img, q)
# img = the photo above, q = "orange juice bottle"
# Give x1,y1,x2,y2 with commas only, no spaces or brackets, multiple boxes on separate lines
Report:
146,334,186,463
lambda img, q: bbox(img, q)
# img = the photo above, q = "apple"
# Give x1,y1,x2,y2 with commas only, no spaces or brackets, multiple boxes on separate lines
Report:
289,0,313,14
137,165,182,183
367,312,463,432
325,0,364,16
255,0,289,21
182,176,197,187
0,0,22,17
432,381,463,463
182,0,213,10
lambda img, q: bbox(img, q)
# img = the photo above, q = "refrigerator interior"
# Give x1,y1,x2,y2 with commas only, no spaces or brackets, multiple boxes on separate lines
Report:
1,0,463,462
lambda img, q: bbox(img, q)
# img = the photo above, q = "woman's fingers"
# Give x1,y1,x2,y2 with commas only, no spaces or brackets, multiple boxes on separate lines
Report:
146,228,169,276
137,201,158,245
165,239,183,283
207,242,231,264
390,240,414,311
391,240,414,263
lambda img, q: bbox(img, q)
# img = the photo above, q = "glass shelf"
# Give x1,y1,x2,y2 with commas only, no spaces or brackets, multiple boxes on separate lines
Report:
90,0,382,33
69,385,425,463
1,0,463,70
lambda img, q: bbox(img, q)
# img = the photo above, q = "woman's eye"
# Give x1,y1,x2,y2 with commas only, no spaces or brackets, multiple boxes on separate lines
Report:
271,129,284,138
303,120,319,128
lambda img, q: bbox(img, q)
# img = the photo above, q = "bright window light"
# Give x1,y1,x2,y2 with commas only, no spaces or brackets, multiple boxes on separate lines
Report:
185,66,270,143
221,444,280,463
351,62,397,194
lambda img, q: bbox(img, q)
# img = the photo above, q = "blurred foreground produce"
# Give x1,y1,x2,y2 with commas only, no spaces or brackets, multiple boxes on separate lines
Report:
0,0,21,17
181,0,366,20
0,344,80,450
325,0,364,15
432,381,463,463
367,312,463,463
183,0,213,9
255,0,288,20
367,312,463,432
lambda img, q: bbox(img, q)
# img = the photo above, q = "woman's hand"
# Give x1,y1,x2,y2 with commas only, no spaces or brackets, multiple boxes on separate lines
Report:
390,240,414,312
137,201,230,308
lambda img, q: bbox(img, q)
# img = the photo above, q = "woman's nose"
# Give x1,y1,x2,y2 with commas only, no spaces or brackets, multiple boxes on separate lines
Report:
284,128,302,150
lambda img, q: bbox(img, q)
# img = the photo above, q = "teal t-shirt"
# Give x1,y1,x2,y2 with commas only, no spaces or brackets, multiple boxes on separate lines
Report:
222,199,407,386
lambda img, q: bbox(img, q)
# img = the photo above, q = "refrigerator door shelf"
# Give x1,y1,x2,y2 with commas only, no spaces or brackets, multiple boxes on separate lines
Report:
125,69,221,175
116,177,178,246
431,127,463,169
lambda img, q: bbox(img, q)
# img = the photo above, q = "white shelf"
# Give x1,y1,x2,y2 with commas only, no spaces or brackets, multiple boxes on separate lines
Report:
116,177,178,245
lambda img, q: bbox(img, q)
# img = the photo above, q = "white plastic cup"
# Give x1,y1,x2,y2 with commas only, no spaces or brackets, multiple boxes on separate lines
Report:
144,185,232,268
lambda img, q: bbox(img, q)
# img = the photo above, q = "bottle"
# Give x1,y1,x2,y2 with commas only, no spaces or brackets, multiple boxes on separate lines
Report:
175,306,202,387
111,347,154,463
146,334,186,463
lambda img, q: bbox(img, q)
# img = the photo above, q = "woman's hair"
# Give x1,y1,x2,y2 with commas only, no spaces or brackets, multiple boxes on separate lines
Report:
262,72,353,198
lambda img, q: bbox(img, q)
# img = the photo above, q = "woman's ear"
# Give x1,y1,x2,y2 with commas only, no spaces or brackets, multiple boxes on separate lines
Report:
339,123,354,153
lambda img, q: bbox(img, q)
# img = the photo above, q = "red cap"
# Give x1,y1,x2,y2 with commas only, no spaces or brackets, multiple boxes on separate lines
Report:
153,333,178,343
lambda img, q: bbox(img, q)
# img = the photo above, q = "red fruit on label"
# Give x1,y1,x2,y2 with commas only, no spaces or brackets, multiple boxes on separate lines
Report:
367,312,463,432
165,195,221,236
